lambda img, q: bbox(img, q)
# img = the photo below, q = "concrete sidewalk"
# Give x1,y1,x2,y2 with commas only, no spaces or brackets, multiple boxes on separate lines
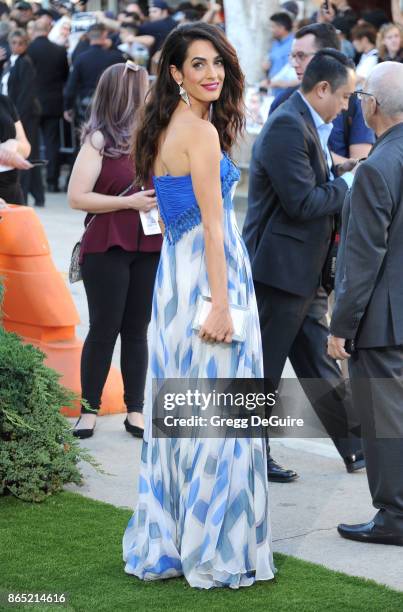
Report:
32,195,403,593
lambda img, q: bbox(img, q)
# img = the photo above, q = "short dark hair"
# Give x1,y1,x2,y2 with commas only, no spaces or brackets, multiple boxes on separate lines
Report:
88,23,107,40
295,22,341,51
121,21,137,32
270,12,293,32
8,27,28,44
351,23,377,45
361,10,389,31
301,48,354,94
0,2,10,17
331,15,357,39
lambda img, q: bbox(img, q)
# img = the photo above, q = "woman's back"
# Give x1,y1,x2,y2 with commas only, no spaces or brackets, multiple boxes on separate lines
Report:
123,22,274,590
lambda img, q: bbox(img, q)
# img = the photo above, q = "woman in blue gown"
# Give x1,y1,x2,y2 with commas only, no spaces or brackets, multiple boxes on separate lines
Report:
122,22,275,589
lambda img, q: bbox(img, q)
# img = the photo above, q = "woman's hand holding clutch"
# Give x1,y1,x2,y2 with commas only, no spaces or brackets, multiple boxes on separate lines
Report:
198,304,233,344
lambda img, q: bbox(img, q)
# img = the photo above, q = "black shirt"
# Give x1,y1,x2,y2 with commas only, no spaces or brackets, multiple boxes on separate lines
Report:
0,94,18,141
27,36,69,117
64,44,124,110
0,94,19,187
138,16,177,53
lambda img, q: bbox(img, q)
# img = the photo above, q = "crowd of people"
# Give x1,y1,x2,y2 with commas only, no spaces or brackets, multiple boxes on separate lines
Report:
0,0,224,206
262,0,403,102
0,0,402,206
2,0,403,591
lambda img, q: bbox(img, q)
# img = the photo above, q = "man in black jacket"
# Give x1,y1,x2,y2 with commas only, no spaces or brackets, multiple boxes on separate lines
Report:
329,62,403,546
270,23,374,162
64,23,124,126
5,28,44,206
243,50,363,481
28,18,69,192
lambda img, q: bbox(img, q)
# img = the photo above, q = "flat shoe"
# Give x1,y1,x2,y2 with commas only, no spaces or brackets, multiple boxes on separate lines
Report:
124,417,144,438
72,416,96,439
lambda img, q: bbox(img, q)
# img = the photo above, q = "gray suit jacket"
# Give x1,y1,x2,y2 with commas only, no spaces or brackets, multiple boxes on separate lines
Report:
331,122,403,348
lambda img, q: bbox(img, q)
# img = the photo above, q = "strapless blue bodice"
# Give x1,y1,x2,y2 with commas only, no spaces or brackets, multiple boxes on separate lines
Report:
153,152,240,245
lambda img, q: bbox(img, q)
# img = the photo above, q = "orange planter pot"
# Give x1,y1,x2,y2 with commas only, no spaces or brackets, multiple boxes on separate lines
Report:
0,204,125,416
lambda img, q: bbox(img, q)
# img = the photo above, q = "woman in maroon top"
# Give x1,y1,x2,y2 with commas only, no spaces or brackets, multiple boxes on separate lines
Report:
68,62,162,439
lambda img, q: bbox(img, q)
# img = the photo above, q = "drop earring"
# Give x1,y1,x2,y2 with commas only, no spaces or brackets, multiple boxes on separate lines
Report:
178,82,190,106
209,103,214,122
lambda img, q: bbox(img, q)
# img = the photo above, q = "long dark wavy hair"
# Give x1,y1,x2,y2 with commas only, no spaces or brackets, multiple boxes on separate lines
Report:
134,22,245,185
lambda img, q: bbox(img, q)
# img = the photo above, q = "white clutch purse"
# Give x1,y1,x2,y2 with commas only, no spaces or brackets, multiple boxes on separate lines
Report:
192,295,249,343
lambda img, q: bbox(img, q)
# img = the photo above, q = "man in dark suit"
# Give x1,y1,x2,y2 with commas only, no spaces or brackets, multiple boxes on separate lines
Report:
64,23,124,126
243,49,363,481
269,23,374,163
27,18,69,192
5,28,44,206
329,62,403,546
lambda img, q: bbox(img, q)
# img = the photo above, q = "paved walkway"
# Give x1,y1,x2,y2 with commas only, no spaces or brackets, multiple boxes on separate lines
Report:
30,194,403,593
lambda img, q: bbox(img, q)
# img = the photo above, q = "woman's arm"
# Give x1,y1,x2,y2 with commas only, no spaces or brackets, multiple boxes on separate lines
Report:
392,0,403,26
201,1,221,23
188,121,233,343
0,120,31,169
68,132,157,213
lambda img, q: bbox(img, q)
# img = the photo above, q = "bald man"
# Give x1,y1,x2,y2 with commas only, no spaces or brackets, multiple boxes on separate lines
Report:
329,62,403,546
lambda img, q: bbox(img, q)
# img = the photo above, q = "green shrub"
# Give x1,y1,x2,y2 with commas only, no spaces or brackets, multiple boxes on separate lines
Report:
0,279,95,502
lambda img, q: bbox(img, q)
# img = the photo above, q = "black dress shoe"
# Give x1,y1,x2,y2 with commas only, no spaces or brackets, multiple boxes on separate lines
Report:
124,417,144,439
344,450,365,473
338,521,403,546
72,416,96,439
267,456,299,482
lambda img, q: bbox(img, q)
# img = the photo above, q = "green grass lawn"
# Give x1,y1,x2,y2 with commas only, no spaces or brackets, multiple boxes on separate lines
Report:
1,491,402,612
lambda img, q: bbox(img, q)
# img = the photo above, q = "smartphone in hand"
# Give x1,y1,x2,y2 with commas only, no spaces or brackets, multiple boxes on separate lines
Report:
28,159,49,167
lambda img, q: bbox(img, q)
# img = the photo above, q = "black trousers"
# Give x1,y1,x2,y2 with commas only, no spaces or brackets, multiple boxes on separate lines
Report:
255,282,362,459
349,346,403,534
20,115,45,205
40,115,62,187
0,178,24,204
80,247,160,414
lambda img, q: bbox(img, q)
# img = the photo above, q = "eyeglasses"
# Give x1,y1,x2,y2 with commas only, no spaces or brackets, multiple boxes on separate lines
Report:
289,51,316,62
354,90,380,105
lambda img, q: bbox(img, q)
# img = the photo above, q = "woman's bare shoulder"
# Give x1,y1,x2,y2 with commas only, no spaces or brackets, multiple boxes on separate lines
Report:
185,113,218,137
84,130,105,153
179,115,220,156
160,114,220,174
